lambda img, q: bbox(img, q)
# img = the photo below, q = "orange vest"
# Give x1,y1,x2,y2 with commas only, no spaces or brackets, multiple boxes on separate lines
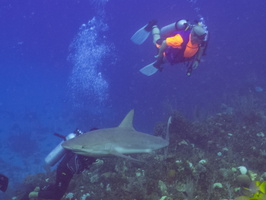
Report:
166,33,199,58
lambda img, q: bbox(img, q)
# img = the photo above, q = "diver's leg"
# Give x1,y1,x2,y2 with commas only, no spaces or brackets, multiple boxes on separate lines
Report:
152,25,161,45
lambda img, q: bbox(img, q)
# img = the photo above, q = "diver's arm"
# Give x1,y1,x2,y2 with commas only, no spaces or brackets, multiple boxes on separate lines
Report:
155,40,168,61
153,40,168,70
192,45,205,69
195,45,205,62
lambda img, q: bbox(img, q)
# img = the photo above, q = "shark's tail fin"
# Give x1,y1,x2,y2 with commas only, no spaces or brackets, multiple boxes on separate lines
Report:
166,116,172,142
164,116,172,159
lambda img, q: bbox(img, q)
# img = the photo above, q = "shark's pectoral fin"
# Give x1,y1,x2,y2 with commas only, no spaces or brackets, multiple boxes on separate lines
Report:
111,151,144,162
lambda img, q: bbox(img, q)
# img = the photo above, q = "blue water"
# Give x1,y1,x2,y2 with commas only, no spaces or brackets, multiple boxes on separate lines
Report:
0,0,266,194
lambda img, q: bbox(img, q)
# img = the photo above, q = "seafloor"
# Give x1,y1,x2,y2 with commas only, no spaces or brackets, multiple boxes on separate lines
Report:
12,94,266,200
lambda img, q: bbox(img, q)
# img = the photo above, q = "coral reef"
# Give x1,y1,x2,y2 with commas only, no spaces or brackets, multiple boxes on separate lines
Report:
12,100,266,200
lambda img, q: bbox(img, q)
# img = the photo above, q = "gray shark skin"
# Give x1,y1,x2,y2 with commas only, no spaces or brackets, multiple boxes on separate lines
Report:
62,110,169,160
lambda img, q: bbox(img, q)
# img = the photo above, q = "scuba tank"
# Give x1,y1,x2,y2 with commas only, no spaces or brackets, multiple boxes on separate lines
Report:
160,19,190,39
44,130,82,167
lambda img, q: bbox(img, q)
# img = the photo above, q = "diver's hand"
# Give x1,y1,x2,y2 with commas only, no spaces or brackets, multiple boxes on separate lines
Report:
154,54,163,60
192,60,199,69
154,54,164,67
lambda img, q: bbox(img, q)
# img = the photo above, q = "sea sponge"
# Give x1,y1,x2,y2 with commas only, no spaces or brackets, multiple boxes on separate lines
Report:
248,170,257,181
238,166,248,175
167,169,176,184
234,196,250,200
236,174,251,187
168,169,176,178
213,182,223,189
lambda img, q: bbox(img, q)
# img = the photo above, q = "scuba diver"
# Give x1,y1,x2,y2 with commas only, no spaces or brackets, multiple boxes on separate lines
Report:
23,152,96,200
0,174,8,192
131,18,209,76
21,130,96,200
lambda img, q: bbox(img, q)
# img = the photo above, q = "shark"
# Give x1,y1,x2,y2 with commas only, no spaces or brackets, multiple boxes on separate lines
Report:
62,110,169,160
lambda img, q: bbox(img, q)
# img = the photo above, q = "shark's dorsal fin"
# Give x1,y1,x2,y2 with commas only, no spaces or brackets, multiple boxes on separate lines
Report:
118,109,135,130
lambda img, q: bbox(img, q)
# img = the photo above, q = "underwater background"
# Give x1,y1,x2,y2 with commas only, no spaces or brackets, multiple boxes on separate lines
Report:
1,0,266,199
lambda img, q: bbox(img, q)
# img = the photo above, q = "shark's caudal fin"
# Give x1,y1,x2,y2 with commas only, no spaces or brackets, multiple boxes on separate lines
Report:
164,116,172,158
166,116,172,142
118,109,135,130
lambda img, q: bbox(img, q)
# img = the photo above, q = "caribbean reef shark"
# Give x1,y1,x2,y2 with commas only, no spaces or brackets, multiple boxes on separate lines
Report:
62,110,169,160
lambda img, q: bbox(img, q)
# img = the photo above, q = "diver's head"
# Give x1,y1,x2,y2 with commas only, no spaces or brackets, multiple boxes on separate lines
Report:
191,25,207,44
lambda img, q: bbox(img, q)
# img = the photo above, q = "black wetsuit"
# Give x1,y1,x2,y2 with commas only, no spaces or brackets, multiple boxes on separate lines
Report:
21,151,96,200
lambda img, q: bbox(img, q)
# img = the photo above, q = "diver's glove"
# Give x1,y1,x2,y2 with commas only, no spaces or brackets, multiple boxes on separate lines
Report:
144,19,158,32
192,60,200,69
